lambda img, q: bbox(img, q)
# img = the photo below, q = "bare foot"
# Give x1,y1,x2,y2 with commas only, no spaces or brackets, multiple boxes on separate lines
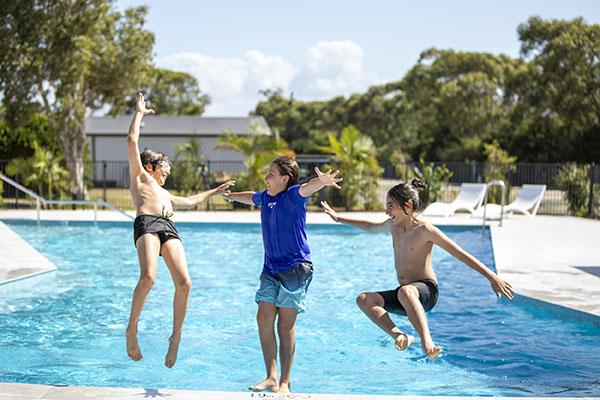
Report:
164,335,181,368
277,382,291,393
126,330,142,361
248,377,279,392
423,341,443,359
394,332,415,351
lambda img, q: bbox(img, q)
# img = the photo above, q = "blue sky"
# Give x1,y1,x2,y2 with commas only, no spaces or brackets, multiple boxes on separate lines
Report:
116,0,600,116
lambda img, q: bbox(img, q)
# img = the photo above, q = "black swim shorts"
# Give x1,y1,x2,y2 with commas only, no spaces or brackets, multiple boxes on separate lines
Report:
133,214,181,250
377,279,439,316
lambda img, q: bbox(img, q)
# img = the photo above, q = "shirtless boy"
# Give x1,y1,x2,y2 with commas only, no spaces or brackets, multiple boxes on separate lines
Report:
321,179,514,359
125,93,234,368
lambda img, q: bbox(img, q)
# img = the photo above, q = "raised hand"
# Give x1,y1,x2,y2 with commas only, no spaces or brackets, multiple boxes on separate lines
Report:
315,167,343,189
320,200,339,222
136,92,155,115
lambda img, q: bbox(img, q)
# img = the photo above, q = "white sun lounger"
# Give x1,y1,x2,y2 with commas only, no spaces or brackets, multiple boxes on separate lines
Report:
473,184,547,219
422,183,487,217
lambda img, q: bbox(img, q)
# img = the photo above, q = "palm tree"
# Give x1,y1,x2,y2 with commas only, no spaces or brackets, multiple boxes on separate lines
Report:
320,125,381,210
7,142,70,201
170,138,207,195
218,121,292,192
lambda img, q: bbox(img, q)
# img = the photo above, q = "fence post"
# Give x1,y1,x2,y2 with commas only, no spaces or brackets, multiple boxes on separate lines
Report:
102,161,107,204
588,163,595,218
471,160,477,183
205,161,210,211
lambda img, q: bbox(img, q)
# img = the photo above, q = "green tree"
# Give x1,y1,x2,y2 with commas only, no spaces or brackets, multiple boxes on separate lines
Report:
217,121,291,192
6,142,71,201
118,68,211,115
0,0,154,200
507,17,600,162
400,48,522,161
0,113,60,159
320,125,381,211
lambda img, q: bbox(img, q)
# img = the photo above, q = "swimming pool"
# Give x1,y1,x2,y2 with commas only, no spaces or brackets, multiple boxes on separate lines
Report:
0,220,598,396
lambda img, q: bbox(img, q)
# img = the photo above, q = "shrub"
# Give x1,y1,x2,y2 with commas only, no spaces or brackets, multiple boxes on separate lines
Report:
555,164,591,217
412,159,453,207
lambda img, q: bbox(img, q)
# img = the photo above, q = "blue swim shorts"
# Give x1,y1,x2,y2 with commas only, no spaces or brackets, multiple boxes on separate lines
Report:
255,262,314,313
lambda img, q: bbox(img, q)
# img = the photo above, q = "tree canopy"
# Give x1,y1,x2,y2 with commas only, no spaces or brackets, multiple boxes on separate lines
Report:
253,16,599,164
1,0,155,199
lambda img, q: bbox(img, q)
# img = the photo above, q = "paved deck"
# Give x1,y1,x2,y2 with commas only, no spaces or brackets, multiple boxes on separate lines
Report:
1,209,599,399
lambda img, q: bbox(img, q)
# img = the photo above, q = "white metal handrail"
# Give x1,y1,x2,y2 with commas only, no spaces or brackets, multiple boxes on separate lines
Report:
0,172,134,222
481,180,505,229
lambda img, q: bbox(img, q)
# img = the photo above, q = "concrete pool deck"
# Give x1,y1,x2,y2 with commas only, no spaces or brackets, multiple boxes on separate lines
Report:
1,209,599,399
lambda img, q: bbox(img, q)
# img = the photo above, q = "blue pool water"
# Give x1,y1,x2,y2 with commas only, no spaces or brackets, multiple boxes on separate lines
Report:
0,220,599,396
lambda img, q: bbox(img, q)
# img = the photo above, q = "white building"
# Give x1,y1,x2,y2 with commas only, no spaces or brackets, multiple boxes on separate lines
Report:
85,115,271,186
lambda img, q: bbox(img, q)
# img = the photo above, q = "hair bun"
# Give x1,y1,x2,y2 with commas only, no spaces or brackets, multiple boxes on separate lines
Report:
411,178,428,189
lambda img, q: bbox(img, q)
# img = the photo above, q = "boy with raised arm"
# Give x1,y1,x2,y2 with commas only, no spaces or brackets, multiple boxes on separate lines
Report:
125,93,234,368
224,157,342,393
321,179,513,359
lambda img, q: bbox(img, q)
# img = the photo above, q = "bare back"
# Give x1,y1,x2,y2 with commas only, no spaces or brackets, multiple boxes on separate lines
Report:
388,218,437,285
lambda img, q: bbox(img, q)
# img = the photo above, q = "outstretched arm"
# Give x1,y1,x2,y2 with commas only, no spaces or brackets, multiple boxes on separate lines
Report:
222,191,255,205
127,93,155,177
429,225,514,300
321,201,390,233
299,167,342,198
170,180,236,208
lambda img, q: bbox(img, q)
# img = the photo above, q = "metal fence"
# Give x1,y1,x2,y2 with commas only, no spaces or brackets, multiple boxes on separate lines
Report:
1,159,598,217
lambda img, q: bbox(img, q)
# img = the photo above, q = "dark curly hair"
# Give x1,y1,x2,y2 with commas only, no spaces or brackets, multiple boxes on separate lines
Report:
387,178,428,215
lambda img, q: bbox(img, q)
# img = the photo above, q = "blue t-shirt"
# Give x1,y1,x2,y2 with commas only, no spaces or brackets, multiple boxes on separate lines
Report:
252,185,311,275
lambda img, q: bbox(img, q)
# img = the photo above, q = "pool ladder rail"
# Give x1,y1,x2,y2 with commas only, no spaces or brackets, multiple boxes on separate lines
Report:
481,180,505,230
0,172,134,222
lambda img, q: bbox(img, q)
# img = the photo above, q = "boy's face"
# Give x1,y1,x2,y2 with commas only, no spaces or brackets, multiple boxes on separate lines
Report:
265,163,288,196
385,195,412,225
147,160,171,186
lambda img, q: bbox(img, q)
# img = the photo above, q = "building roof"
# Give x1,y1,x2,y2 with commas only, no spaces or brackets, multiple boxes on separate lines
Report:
85,115,271,136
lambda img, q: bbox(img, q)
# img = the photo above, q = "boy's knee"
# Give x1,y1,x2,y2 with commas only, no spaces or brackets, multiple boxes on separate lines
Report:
256,312,273,327
138,274,156,290
356,292,369,308
175,278,192,292
397,285,418,302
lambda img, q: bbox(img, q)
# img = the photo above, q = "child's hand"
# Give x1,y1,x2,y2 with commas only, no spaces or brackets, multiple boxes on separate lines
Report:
491,277,514,300
320,201,339,222
136,92,155,115
215,180,235,196
315,167,342,189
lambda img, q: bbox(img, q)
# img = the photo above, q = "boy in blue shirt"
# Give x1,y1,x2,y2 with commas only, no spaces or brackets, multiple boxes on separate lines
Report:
224,157,342,393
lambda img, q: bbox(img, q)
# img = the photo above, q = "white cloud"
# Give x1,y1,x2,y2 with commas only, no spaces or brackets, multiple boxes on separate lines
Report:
157,40,380,116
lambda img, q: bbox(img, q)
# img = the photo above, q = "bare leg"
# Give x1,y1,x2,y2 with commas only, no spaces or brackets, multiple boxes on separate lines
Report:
356,292,415,351
249,301,279,392
397,285,442,359
126,234,160,362
161,238,192,368
276,307,298,393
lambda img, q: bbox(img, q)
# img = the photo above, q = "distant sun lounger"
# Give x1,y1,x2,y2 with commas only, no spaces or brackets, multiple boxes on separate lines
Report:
422,183,487,217
472,184,547,219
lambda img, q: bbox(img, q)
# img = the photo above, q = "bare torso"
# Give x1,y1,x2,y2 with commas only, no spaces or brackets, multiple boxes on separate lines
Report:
130,173,174,218
389,218,437,285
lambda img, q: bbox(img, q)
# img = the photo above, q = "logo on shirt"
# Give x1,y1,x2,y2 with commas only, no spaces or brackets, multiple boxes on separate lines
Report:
268,202,276,209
